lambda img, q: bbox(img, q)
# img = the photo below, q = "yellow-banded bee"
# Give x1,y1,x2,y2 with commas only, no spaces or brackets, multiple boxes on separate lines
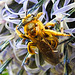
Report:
16,12,70,65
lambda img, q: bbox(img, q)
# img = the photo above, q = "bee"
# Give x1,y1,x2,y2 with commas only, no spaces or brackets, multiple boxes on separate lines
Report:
15,12,70,65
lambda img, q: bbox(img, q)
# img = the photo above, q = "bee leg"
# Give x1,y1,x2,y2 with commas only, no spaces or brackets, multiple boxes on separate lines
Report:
45,22,56,27
45,22,56,29
34,12,43,19
48,36,58,49
22,53,31,65
27,42,38,55
45,30,71,36
15,25,28,39
24,42,38,65
22,14,31,23
25,57,30,65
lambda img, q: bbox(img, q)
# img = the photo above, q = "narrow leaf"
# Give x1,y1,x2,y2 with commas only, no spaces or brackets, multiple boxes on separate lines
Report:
0,41,10,53
0,57,13,74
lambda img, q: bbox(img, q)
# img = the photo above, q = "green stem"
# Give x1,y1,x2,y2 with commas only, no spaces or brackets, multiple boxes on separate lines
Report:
27,0,46,14
17,67,24,75
0,57,13,74
0,41,10,53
